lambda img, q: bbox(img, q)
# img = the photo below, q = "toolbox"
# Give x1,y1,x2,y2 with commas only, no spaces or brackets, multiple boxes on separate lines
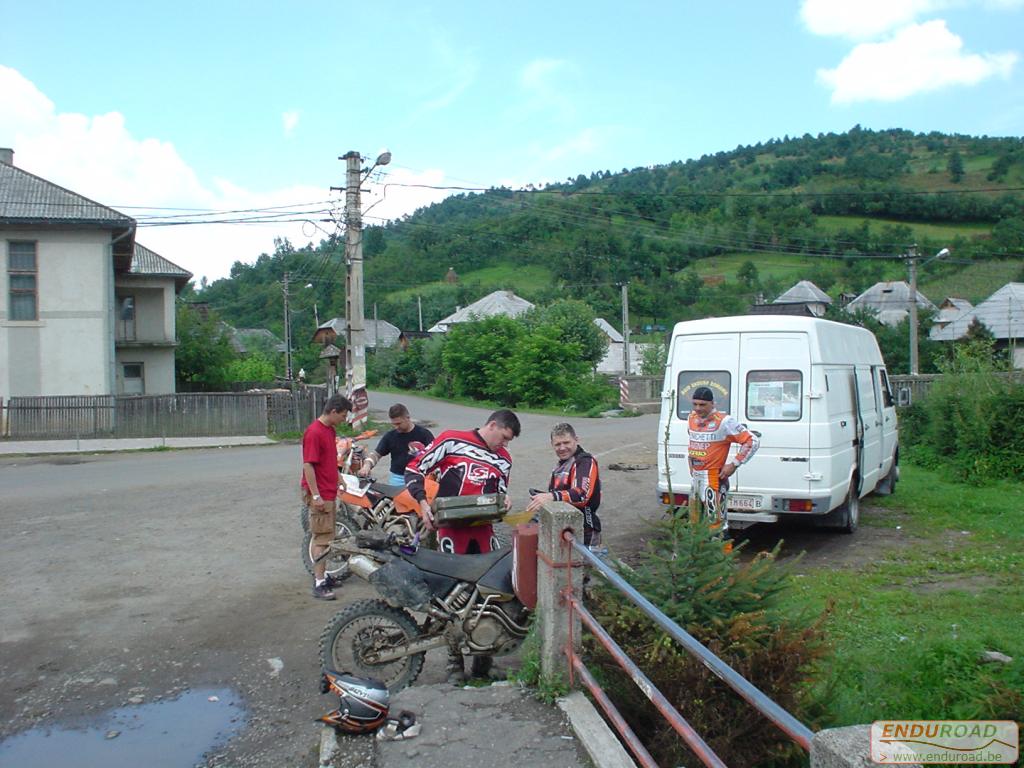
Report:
432,493,506,527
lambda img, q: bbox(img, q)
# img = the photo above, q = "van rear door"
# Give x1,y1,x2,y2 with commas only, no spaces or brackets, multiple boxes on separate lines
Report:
736,333,812,500
664,333,740,488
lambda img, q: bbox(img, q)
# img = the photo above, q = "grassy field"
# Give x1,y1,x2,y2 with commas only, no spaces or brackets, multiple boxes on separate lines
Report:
917,260,1021,304
383,264,554,301
689,252,828,283
814,215,991,243
781,465,1024,726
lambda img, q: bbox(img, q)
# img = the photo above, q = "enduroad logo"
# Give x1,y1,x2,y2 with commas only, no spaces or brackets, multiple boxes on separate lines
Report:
871,720,1018,764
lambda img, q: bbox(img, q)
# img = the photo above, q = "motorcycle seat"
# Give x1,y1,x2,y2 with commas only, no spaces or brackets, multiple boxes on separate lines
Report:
371,482,407,499
399,547,510,583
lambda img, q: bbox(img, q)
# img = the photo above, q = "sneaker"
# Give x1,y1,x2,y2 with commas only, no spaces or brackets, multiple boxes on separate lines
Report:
312,581,336,600
323,573,343,590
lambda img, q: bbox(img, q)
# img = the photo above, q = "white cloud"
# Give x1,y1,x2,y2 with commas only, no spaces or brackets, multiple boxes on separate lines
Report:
282,110,299,137
801,0,942,38
521,58,566,90
538,127,601,162
817,20,1018,103
0,66,454,283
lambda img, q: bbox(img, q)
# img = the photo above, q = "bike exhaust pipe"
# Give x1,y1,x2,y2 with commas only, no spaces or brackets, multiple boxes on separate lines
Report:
347,554,382,580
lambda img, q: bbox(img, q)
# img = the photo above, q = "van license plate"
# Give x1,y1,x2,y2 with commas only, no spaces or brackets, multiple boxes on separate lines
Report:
729,494,763,510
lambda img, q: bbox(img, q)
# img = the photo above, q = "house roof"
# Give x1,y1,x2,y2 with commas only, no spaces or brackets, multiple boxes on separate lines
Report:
594,317,624,343
934,297,974,326
773,280,832,305
230,327,287,355
847,281,937,314
930,283,1024,341
127,243,193,290
313,317,402,347
428,290,535,332
0,158,134,227
0,155,136,269
749,302,818,317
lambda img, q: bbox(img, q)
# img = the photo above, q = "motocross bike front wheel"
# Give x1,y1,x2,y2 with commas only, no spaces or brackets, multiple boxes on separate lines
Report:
301,509,361,582
319,599,425,693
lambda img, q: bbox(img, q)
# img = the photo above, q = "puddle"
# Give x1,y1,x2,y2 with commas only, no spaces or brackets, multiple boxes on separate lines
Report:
0,687,244,768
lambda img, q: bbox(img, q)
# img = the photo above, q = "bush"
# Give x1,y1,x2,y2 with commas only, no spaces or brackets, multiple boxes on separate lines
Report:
587,516,827,767
906,338,1024,482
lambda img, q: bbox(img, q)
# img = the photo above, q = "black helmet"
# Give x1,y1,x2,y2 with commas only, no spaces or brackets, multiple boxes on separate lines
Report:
317,669,389,734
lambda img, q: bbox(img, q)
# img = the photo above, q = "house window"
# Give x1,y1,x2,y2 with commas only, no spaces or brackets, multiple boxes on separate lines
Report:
122,363,145,395
118,295,137,340
8,241,38,321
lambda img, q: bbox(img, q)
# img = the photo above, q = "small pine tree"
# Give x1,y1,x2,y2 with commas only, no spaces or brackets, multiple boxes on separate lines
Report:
948,150,965,183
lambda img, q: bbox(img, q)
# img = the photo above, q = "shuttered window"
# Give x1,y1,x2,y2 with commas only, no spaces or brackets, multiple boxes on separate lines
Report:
8,241,38,321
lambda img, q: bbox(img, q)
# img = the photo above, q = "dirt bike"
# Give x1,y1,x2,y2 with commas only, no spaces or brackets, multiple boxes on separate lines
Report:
299,471,437,583
318,507,532,694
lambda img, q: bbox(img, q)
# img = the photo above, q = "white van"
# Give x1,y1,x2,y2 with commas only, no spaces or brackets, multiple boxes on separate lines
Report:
656,316,899,533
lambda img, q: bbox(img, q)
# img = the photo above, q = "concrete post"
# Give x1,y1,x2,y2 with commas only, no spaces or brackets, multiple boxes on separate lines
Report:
537,501,584,682
811,725,921,768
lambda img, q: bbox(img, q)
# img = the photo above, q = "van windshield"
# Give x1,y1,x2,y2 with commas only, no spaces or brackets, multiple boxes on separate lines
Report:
676,371,731,418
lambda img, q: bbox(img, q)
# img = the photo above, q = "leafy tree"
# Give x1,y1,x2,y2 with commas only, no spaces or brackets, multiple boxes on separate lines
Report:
947,150,965,183
441,316,525,401
224,352,276,384
175,304,239,390
736,260,759,288
524,299,608,369
640,343,667,376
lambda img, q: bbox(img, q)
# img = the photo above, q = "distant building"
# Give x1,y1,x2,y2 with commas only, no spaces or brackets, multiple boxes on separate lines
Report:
930,297,973,336
312,317,401,348
770,280,832,317
846,281,936,327
397,330,433,350
228,327,286,355
930,283,1024,368
594,317,649,375
428,290,534,333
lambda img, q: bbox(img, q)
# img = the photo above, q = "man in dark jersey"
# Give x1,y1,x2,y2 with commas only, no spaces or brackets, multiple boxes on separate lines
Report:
357,403,433,486
301,394,352,600
527,422,602,547
404,409,520,683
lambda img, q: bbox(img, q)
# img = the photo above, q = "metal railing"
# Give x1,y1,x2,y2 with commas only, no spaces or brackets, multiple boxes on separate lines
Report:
561,531,814,768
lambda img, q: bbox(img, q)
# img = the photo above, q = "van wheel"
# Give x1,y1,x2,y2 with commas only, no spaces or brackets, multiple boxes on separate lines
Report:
833,483,859,534
876,458,899,496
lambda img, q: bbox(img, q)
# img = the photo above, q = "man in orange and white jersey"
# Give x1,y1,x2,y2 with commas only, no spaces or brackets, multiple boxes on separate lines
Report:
687,386,759,536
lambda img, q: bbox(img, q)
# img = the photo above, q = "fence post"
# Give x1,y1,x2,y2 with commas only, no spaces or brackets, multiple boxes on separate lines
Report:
537,502,584,683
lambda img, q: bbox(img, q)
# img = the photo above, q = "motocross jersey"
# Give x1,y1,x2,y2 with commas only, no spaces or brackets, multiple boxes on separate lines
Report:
687,410,759,482
548,446,601,544
405,428,511,501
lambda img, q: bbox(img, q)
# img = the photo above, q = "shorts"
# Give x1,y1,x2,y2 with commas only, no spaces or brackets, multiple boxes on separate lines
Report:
437,524,498,555
690,470,730,532
303,490,337,547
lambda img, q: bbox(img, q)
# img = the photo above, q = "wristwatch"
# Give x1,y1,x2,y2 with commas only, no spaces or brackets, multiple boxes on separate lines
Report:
312,494,322,502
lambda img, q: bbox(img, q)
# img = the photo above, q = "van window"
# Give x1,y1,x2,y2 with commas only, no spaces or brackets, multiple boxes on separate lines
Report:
746,370,803,421
676,371,731,418
878,369,894,408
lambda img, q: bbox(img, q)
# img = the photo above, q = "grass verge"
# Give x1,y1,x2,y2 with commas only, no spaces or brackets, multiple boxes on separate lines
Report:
782,464,1023,726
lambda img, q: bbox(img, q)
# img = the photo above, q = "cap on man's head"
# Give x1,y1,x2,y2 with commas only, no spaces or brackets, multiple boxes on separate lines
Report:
692,386,715,403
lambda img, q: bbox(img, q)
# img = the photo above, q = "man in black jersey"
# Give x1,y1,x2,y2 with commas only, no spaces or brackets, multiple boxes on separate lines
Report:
357,403,434,485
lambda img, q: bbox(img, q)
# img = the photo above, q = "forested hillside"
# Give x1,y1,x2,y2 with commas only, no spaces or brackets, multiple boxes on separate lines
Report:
194,127,1024,361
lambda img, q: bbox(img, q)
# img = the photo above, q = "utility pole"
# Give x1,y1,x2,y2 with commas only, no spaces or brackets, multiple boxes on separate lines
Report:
417,295,423,331
621,283,631,375
282,271,293,381
907,245,919,375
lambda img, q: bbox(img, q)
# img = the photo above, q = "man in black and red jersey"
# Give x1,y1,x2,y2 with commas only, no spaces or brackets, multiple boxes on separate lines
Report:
404,408,520,684
527,422,602,547
404,409,519,555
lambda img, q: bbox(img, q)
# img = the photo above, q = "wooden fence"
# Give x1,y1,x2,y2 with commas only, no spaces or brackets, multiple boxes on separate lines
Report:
1,388,327,440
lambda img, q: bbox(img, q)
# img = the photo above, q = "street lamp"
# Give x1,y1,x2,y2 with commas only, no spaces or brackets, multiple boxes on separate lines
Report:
908,246,950,375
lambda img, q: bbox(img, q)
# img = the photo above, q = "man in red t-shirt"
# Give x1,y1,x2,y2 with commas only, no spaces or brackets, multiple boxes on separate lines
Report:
301,394,352,600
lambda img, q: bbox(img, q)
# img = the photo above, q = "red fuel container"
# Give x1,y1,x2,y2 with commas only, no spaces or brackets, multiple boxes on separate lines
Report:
512,523,538,610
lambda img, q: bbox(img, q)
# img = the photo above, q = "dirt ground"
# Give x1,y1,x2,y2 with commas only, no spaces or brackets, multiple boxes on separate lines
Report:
0,392,897,766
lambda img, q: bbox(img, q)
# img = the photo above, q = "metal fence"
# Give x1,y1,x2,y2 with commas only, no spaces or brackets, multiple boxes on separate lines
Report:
1,388,327,440
890,371,1023,406
560,531,813,768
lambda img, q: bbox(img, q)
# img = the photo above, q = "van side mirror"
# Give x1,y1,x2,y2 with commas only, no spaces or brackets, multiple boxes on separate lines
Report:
897,388,912,407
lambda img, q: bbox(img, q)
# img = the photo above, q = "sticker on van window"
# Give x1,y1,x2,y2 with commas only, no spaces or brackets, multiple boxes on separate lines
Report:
676,372,731,418
746,370,802,421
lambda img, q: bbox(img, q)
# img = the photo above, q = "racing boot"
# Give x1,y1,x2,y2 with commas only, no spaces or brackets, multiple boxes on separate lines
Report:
446,651,466,686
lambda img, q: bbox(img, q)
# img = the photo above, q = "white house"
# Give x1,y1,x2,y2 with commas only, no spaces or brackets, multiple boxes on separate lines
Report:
428,290,534,333
594,317,649,375
1,148,191,399
771,280,832,317
929,283,1024,368
846,281,936,327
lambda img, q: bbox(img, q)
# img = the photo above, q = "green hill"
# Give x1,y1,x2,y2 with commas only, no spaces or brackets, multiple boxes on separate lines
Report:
196,127,1024,335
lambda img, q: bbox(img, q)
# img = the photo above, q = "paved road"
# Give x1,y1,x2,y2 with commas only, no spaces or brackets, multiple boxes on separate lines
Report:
0,392,663,767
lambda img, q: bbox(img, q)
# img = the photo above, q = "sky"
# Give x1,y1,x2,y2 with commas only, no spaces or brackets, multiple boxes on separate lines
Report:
2,0,1022,285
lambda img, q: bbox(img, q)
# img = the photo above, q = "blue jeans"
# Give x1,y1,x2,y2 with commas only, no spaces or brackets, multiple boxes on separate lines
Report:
389,472,405,487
